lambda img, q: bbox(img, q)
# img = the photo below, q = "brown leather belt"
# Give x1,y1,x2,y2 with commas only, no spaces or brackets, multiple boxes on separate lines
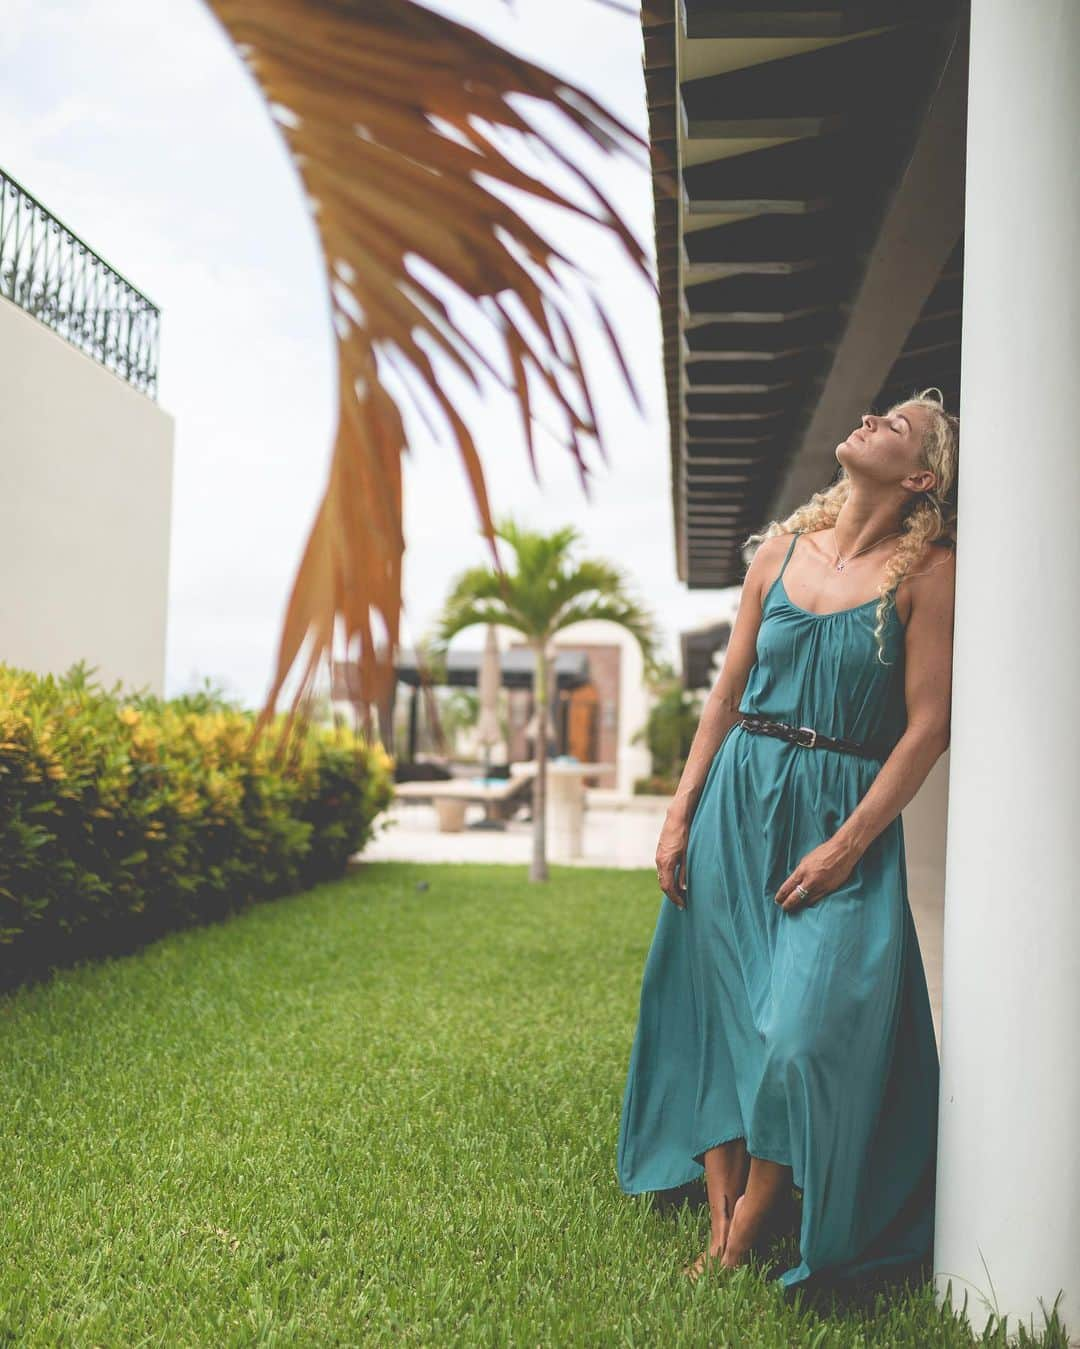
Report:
737,711,890,761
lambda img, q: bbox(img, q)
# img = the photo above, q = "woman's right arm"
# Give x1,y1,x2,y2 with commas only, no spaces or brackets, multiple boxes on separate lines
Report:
656,533,786,908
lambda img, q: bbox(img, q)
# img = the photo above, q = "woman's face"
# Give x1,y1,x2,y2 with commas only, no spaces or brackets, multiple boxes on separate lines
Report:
835,401,936,493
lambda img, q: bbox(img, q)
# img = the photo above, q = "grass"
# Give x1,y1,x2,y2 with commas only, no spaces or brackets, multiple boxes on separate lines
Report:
0,861,1069,1346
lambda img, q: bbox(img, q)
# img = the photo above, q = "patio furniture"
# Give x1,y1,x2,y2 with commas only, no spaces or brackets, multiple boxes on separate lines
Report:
546,760,614,861
392,764,538,831
392,759,614,845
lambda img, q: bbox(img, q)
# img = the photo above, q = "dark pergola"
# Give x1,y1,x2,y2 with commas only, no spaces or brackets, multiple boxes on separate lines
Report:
389,646,591,692
332,648,593,763
680,620,732,690
643,0,967,589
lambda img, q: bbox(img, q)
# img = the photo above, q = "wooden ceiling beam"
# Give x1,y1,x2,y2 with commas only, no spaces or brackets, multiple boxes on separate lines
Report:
771,15,968,517
682,0,938,41
681,26,931,139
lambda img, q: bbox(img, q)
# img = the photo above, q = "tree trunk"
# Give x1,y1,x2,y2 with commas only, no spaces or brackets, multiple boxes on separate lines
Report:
529,640,549,882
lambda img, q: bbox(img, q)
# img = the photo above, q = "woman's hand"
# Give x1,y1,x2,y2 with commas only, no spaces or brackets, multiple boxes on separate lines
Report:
656,812,690,909
775,835,861,913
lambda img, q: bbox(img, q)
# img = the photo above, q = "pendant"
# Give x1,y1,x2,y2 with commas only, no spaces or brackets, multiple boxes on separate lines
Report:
835,559,845,572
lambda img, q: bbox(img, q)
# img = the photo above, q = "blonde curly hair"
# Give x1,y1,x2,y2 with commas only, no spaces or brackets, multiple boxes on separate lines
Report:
743,386,959,665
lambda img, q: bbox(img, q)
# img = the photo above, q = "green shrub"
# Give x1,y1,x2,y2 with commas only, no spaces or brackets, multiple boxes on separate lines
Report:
632,677,702,782
0,662,394,987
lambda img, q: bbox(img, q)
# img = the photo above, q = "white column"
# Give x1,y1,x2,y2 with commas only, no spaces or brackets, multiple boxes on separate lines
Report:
935,1,1080,1342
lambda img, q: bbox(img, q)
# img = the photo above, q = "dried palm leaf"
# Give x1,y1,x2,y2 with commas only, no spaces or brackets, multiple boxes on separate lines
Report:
200,0,658,758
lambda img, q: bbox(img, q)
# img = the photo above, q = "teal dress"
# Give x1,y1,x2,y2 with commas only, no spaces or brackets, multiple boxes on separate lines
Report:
616,528,939,1292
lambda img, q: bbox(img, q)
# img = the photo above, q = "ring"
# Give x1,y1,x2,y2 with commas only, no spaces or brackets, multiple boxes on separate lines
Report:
795,883,810,898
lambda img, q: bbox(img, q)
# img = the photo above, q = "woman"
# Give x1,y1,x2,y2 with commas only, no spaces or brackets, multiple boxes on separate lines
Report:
616,387,959,1296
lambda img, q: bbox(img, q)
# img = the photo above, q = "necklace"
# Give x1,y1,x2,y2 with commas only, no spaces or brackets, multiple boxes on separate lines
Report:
832,528,903,573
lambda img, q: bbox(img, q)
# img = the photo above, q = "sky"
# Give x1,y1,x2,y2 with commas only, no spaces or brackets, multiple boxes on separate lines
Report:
1,0,741,711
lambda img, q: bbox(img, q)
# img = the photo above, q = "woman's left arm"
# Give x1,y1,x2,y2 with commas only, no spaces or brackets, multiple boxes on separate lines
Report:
775,547,957,912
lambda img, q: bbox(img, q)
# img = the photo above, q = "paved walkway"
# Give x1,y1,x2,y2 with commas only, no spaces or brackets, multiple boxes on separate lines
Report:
362,796,668,869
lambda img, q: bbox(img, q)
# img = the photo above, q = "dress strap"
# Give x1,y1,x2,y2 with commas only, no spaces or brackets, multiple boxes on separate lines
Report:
777,529,801,580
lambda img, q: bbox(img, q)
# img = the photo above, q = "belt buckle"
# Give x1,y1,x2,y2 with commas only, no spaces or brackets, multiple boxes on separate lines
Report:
795,724,818,748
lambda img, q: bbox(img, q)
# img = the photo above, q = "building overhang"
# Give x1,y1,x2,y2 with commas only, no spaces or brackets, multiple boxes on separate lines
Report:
642,0,968,588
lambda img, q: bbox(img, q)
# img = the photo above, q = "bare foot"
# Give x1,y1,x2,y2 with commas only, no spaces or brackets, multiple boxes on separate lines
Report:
682,1196,734,1281
682,1236,724,1282
719,1193,765,1268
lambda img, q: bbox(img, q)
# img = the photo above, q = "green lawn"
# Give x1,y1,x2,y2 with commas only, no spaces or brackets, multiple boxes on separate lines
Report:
0,862,1066,1346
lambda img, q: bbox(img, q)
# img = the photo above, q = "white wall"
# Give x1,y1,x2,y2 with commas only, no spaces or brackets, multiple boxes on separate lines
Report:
0,298,174,695
901,749,949,1045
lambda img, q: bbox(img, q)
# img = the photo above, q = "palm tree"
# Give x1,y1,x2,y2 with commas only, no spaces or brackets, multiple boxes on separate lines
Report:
428,517,662,882
199,0,663,750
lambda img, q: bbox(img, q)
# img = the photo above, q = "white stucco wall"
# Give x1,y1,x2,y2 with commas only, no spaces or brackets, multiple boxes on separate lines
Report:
0,298,174,695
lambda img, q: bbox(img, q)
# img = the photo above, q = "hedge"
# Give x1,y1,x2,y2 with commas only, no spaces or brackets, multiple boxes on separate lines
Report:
0,662,395,989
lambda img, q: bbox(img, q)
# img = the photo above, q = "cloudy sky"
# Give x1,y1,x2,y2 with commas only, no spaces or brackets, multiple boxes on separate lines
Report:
2,0,742,710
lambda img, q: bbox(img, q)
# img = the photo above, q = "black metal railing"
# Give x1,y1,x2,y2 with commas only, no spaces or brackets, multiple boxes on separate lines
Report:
0,166,160,398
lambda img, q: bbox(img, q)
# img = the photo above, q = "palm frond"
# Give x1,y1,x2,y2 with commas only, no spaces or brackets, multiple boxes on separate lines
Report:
201,0,658,749
551,596,662,670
